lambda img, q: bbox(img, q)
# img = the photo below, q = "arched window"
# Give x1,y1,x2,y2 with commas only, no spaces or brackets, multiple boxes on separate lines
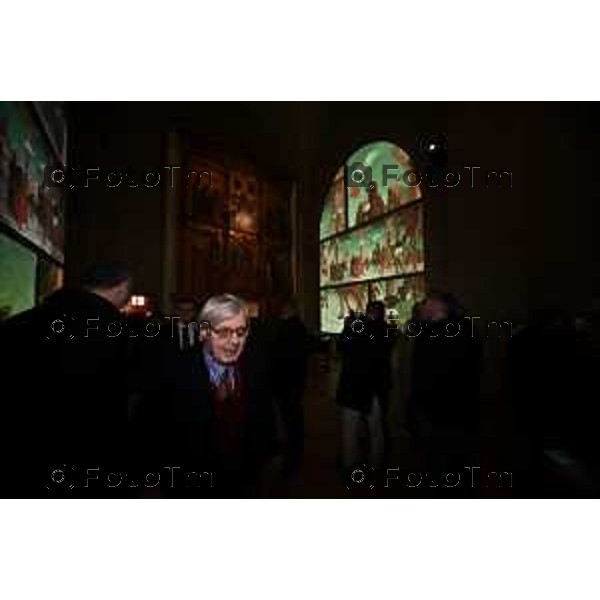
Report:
320,140,426,332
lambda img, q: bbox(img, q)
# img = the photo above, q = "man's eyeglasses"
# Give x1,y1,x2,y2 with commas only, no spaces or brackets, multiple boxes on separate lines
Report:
210,326,249,340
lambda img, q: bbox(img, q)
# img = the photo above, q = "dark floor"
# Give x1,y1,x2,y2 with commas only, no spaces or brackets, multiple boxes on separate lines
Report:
258,350,513,499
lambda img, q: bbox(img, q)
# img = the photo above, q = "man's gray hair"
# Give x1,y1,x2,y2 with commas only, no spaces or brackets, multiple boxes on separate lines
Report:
199,294,248,329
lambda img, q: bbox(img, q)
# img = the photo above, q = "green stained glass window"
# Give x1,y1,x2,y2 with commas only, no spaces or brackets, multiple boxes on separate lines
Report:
320,141,425,333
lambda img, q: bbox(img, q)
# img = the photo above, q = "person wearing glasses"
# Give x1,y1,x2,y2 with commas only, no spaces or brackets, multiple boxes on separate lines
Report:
144,293,276,498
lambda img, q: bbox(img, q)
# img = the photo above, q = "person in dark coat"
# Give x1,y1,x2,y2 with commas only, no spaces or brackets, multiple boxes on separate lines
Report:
126,297,202,418
0,263,132,498
409,291,482,481
164,296,202,353
404,299,426,434
506,306,598,496
271,299,309,477
336,301,393,473
137,293,276,498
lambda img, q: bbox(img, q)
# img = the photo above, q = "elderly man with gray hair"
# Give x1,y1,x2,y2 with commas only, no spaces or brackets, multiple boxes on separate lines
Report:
146,293,276,498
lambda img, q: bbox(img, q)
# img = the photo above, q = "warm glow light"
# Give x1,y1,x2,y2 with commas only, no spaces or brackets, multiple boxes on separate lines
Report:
131,295,146,307
236,211,254,230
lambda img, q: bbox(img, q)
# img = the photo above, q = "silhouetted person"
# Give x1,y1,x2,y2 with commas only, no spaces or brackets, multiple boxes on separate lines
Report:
404,299,425,433
336,301,393,473
0,263,132,497
170,297,201,352
409,292,482,483
507,305,597,496
128,297,202,401
272,299,308,477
